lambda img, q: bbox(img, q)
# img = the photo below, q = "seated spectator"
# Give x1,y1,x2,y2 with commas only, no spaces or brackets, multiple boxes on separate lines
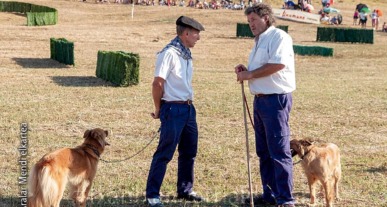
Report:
320,13,330,24
203,0,209,8
330,15,339,25
382,22,387,32
232,3,242,10
285,0,296,9
196,0,203,8
187,0,195,7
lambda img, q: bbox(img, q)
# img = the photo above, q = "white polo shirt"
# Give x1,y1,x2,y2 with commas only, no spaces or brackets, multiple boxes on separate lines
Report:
154,47,193,102
247,26,296,95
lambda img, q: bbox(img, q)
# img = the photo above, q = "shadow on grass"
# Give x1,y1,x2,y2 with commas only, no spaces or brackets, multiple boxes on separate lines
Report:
365,165,386,173
0,193,310,207
0,196,20,207
50,76,115,87
12,58,70,69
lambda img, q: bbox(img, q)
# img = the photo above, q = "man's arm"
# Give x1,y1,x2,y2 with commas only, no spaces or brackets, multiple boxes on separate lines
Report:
151,77,165,119
236,63,284,82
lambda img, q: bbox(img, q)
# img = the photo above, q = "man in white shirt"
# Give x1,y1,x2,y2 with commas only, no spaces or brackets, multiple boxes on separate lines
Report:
146,16,205,207
235,3,296,207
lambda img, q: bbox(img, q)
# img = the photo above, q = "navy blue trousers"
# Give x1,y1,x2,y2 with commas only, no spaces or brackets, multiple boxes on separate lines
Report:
146,102,198,199
253,93,295,205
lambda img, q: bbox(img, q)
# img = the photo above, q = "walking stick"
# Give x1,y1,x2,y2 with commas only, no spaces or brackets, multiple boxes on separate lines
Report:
241,81,254,207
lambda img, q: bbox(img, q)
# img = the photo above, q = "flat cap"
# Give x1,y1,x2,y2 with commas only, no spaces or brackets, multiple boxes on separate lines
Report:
176,16,205,31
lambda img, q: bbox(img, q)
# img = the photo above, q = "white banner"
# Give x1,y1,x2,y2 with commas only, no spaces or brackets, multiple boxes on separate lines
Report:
273,9,321,24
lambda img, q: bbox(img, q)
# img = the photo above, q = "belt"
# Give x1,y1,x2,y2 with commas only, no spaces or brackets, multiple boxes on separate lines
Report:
255,94,276,97
162,100,192,105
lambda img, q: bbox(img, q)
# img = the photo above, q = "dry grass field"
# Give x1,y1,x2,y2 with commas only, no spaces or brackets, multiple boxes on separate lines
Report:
0,0,386,206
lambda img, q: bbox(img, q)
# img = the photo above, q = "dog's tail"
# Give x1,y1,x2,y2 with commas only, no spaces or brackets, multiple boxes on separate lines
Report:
28,161,61,207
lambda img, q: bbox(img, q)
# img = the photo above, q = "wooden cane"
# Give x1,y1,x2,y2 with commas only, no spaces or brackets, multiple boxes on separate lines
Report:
241,82,254,207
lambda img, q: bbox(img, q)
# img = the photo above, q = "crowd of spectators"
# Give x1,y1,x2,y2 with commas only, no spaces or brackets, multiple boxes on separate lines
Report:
110,0,258,9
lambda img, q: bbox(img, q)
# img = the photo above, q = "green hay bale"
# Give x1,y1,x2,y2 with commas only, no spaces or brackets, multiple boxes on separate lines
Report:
50,38,55,59
50,38,75,66
96,51,103,78
107,52,116,82
65,42,74,65
317,27,373,44
96,51,140,87
293,45,333,57
119,51,140,86
0,1,57,26
236,23,254,38
237,23,289,38
276,25,288,33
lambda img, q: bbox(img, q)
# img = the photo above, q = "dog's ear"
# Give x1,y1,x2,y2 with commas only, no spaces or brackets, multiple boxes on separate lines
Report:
83,129,91,139
300,139,313,146
103,130,110,146
93,129,109,147
290,139,305,158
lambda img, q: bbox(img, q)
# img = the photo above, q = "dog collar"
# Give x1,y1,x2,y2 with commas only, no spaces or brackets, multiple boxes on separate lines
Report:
300,149,310,160
84,144,100,158
293,149,311,165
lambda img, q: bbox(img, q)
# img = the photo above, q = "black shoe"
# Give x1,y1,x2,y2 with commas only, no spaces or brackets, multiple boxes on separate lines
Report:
177,192,204,202
244,195,276,205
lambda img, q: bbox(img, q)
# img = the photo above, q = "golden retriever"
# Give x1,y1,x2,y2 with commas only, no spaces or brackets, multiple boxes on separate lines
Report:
28,128,110,207
290,139,341,207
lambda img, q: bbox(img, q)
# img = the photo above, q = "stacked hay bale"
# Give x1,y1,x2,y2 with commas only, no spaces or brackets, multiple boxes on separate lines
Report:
0,1,58,26
293,45,333,57
50,38,74,65
96,51,140,87
236,23,289,38
317,27,374,44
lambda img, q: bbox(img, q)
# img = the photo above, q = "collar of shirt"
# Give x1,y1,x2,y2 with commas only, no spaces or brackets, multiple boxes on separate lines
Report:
254,26,275,44
159,36,192,60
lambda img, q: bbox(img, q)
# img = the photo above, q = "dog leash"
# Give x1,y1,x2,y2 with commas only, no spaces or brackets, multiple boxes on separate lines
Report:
293,159,302,165
99,128,160,164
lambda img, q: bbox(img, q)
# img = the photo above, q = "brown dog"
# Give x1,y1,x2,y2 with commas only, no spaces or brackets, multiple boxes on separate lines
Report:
28,128,109,207
290,139,341,207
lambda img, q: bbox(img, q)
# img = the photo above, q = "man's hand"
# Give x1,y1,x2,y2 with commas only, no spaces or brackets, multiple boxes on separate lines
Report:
151,77,164,119
235,64,247,73
151,109,160,119
235,64,248,83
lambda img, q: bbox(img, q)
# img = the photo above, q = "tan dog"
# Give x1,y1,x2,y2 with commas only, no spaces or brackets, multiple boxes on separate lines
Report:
28,128,110,207
290,139,341,207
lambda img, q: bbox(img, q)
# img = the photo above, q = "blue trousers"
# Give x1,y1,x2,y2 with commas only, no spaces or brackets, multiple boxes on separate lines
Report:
253,93,295,205
146,103,198,199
